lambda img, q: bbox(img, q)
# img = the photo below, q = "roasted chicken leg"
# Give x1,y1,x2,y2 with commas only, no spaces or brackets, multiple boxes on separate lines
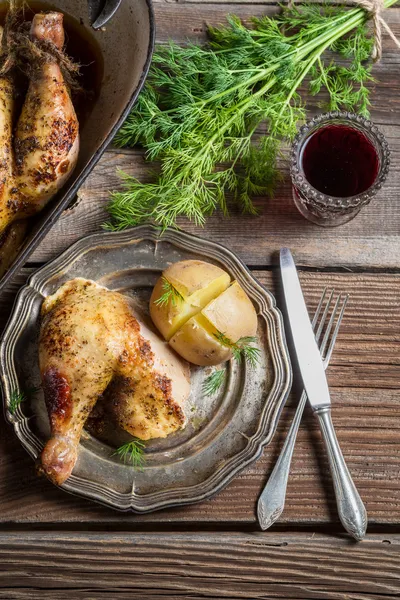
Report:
39,279,190,485
0,12,79,235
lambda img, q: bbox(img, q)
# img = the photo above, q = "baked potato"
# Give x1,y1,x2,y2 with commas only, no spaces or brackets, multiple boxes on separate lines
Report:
150,260,258,366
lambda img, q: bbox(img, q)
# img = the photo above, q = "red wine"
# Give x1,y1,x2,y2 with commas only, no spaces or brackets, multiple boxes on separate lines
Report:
301,125,379,197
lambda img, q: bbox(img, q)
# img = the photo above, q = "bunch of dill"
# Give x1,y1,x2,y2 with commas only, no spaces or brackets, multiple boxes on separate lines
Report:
106,1,395,231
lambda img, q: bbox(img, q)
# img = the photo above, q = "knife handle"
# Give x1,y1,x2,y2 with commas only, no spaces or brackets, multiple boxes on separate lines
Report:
314,406,367,541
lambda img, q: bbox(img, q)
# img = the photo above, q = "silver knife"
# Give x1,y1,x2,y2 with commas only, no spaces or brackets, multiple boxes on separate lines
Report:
280,248,367,540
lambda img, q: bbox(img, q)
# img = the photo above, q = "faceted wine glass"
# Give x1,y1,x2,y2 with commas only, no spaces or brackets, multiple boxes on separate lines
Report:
290,111,390,227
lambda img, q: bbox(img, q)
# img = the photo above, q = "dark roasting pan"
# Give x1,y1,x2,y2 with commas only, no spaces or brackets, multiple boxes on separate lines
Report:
0,0,155,293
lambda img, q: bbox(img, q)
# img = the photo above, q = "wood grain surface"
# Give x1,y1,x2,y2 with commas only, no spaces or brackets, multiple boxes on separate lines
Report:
0,532,399,599
1,271,398,525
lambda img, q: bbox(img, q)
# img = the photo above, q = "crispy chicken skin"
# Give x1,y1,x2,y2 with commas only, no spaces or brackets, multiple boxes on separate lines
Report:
39,279,190,485
0,13,79,235
106,315,190,440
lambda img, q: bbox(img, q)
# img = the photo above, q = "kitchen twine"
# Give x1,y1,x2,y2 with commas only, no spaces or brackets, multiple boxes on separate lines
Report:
287,0,400,61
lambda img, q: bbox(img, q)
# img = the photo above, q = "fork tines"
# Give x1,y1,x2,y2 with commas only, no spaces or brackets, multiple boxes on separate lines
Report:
312,288,349,364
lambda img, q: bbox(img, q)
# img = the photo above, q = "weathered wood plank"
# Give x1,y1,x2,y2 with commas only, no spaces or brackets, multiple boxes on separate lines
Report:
0,271,398,524
0,532,399,599
29,145,400,268
25,4,400,268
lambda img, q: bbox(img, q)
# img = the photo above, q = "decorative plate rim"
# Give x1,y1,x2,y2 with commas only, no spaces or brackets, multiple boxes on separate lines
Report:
0,225,292,513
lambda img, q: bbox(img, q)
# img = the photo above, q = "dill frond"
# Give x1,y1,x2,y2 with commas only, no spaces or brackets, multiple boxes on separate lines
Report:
203,369,226,396
214,332,261,368
9,390,26,415
9,386,40,415
113,439,146,470
154,277,184,307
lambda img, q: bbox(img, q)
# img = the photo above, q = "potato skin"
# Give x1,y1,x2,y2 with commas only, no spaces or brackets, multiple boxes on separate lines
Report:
169,315,232,366
149,277,192,341
165,260,229,298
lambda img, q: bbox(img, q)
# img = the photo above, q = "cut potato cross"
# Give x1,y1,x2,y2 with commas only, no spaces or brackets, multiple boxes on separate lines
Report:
150,260,231,340
150,260,258,367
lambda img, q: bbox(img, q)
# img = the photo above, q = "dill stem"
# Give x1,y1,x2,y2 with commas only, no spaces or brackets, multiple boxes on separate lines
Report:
276,10,369,121
161,0,391,115
278,0,399,115
110,0,399,229
171,1,375,174
295,0,399,59
178,77,277,182
294,11,363,61
160,12,352,112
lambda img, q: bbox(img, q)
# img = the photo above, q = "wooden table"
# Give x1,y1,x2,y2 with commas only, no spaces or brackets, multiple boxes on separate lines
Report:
1,1,400,598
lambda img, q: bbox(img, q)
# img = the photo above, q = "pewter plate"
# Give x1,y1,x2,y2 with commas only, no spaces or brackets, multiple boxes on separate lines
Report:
0,226,292,513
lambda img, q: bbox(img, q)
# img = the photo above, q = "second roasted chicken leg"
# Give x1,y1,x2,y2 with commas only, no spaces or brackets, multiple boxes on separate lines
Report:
0,12,79,235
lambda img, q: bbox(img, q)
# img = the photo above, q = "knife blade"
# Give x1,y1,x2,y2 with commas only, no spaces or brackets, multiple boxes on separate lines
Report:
279,247,367,540
280,247,330,410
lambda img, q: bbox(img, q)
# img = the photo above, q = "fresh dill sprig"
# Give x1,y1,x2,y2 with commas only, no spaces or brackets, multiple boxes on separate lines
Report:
9,386,40,415
202,369,226,396
107,1,397,230
113,438,146,470
9,390,26,415
154,277,184,307
203,334,260,396
215,333,261,368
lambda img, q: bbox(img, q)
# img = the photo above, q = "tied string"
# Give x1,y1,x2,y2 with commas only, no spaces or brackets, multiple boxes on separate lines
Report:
286,0,400,61
0,1,82,93
355,0,400,60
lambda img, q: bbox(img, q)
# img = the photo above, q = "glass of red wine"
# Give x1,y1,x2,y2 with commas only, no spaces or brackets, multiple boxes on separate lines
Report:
290,112,390,226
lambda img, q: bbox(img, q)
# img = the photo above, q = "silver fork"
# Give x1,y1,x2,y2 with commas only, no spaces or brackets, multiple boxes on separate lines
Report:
258,289,348,530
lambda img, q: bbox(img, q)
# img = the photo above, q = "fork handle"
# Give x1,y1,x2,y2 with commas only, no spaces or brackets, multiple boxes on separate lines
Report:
315,406,367,540
257,391,307,530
